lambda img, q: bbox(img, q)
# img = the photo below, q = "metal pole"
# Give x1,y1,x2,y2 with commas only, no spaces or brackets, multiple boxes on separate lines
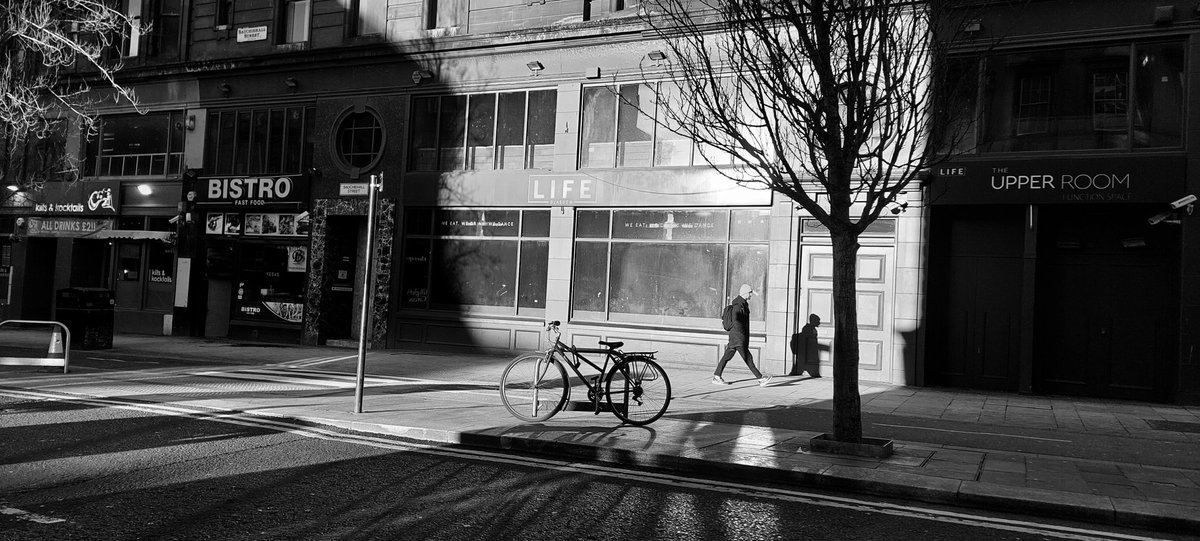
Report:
354,173,380,414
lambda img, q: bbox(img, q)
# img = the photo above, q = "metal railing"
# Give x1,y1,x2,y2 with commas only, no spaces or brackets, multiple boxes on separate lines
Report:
0,320,71,374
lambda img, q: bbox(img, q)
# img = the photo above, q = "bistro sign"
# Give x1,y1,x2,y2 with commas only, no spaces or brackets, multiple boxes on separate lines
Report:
929,156,1186,205
197,176,308,206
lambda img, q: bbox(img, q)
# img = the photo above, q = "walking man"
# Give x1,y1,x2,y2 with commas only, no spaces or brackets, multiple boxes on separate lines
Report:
713,284,773,386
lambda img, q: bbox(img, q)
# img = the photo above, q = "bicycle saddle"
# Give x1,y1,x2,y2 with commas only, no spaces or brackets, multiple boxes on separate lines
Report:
598,340,623,349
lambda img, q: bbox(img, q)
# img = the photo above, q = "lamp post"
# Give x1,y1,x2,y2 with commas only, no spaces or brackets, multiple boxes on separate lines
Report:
354,173,382,414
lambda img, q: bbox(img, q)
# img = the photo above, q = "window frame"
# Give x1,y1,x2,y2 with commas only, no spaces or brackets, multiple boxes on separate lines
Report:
571,208,771,327
399,208,551,316
205,106,314,177
408,89,558,172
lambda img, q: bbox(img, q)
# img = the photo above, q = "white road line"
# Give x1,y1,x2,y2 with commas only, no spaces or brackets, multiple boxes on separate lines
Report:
0,388,1155,541
875,423,1074,443
1,506,66,524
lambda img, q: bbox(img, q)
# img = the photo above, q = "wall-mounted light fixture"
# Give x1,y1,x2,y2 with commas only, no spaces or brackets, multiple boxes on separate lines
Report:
526,61,544,75
963,19,982,33
647,50,667,62
5,183,23,192
137,184,153,196
218,82,232,96
285,77,299,92
411,70,433,84
185,114,196,131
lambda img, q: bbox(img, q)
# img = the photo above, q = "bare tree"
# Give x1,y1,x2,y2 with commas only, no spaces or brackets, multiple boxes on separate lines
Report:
640,0,972,443
2,0,140,201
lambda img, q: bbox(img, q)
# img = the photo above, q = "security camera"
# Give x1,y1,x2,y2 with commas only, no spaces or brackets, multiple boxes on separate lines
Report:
296,211,310,222
1170,194,1196,210
168,215,181,225
1148,211,1173,226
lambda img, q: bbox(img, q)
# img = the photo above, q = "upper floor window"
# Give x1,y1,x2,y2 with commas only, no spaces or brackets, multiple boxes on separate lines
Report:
118,0,183,60
409,90,557,171
334,107,385,176
216,0,235,28
205,106,314,176
580,82,730,168
947,41,1184,154
85,113,184,178
280,0,311,43
351,0,387,36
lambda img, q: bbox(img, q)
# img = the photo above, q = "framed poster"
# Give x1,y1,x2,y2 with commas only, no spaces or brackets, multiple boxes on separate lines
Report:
206,213,224,235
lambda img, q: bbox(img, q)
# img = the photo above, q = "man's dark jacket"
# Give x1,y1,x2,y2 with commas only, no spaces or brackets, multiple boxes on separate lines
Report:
727,295,750,343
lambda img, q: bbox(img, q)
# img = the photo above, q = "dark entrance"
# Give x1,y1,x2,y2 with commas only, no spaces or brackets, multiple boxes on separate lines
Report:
1034,205,1178,402
927,206,1024,392
321,216,363,342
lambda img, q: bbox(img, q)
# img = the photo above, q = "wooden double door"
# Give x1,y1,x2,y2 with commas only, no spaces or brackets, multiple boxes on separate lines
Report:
928,205,1178,402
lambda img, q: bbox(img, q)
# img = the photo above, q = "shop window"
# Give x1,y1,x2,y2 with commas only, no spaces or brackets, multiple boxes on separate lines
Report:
409,90,557,171
85,113,184,178
206,106,314,176
572,209,770,327
400,208,550,315
0,244,11,305
581,82,727,168
970,40,1183,152
333,108,385,176
281,0,311,44
234,244,307,324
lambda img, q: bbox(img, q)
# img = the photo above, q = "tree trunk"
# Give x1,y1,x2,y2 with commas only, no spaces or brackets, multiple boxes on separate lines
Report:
830,228,863,443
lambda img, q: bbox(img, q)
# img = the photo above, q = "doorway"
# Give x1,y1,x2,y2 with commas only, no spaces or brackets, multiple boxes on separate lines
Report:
926,206,1024,392
1034,205,1178,401
322,216,366,342
799,244,897,383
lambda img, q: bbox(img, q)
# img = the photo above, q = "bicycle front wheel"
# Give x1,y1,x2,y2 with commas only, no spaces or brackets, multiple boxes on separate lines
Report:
606,356,671,425
500,353,569,422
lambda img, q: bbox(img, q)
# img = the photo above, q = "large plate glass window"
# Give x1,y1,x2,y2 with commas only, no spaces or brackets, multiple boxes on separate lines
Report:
85,113,184,178
572,209,769,326
400,209,550,316
960,40,1184,152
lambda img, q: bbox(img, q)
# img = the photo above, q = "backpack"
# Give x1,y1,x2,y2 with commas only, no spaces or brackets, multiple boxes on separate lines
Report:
721,303,735,331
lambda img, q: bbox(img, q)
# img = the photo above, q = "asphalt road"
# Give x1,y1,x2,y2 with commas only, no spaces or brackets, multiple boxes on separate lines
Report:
2,395,1188,541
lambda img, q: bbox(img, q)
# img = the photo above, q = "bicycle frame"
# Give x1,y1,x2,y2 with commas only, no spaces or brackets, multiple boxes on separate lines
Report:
544,323,652,415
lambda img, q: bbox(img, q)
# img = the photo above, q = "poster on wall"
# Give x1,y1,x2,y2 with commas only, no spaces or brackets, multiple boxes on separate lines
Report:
287,246,308,272
205,212,308,237
244,214,263,235
224,213,242,234
205,213,224,235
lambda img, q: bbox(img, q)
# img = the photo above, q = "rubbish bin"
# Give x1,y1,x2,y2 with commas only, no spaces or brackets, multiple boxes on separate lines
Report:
55,287,114,350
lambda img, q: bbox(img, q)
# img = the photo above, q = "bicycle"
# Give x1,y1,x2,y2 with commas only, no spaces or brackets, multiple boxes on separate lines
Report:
499,321,672,425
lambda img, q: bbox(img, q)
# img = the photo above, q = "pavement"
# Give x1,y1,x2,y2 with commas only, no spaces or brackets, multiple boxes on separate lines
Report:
2,328,1200,535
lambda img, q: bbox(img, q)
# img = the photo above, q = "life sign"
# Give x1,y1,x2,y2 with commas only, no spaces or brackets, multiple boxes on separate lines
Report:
528,176,596,204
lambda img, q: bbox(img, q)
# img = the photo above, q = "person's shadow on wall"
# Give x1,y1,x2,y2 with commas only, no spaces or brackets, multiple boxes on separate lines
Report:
789,314,829,377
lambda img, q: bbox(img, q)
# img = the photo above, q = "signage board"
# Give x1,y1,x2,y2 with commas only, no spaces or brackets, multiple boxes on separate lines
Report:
929,156,1187,205
196,176,309,207
30,181,120,215
528,175,597,205
339,183,369,197
237,26,268,42
26,217,114,238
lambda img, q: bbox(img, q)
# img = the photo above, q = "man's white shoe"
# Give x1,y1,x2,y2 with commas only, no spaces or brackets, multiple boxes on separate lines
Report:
712,375,731,385
759,375,773,387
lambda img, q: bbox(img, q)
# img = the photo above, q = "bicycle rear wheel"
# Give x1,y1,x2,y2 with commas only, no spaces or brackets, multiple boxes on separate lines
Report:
606,356,671,425
500,353,569,422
